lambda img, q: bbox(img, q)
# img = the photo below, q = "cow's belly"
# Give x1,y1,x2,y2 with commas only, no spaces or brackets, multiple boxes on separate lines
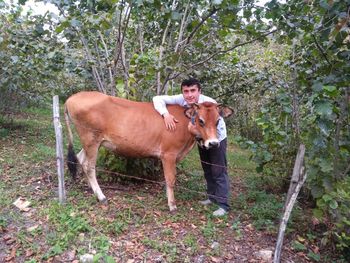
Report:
101,139,161,158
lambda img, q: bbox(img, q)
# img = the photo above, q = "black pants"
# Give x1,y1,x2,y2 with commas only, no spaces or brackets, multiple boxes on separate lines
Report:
198,138,230,211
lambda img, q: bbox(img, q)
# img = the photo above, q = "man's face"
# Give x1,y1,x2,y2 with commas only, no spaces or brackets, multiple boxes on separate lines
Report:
182,84,201,105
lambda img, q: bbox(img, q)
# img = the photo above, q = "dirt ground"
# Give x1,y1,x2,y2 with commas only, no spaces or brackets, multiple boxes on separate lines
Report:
0,110,329,262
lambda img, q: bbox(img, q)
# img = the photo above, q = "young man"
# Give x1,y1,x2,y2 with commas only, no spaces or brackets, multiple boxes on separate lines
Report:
153,78,230,216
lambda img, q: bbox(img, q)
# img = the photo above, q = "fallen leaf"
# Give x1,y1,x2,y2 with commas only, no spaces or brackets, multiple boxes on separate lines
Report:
246,224,254,231
10,246,17,258
154,211,161,217
25,249,34,258
311,245,320,254
311,216,320,226
5,255,14,262
101,204,109,211
210,256,220,262
62,250,76,261
3,235,12,241
27,225,39,232
297,235,306,243
5,238,15,245
13,197,31,211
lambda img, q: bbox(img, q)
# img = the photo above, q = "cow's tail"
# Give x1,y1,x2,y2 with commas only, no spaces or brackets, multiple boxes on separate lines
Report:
64,104,78,180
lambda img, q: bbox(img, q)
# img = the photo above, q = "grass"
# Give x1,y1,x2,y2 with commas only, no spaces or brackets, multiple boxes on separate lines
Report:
1,105,343,262
183,233,199,254
141,237,179,262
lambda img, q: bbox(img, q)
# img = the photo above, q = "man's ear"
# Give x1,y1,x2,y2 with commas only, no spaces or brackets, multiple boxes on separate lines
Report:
218,105,234,118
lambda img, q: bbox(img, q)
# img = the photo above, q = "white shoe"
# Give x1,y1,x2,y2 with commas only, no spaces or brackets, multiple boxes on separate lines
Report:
213,207,227,217
199,199,212,205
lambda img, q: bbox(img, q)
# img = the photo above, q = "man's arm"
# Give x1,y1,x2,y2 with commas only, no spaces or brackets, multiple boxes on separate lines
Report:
153,94,184,131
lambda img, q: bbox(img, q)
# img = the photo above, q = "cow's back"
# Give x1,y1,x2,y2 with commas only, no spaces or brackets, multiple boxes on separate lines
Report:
65,91,194,159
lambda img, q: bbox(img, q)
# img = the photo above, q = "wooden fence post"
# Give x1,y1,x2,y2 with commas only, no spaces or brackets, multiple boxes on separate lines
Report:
273,144,307,263
53,95,66,204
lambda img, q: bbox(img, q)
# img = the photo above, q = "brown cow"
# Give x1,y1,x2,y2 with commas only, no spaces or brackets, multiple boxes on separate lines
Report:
64,91,233,211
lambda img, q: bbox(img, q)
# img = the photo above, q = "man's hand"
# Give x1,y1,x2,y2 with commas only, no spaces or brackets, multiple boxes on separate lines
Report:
163,112,179,131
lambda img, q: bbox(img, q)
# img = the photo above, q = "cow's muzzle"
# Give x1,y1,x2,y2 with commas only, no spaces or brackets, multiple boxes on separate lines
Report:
204,139,220,149
209,141,219,148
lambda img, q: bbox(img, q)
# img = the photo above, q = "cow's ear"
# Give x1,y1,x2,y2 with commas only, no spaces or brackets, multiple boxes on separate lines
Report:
184,107,195,119
218,105,233,118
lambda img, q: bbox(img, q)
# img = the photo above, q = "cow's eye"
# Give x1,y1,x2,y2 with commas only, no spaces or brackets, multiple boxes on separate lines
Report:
199,118,205,127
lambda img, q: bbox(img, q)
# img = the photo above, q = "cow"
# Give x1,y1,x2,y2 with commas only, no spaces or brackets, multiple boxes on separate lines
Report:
64,91,233,211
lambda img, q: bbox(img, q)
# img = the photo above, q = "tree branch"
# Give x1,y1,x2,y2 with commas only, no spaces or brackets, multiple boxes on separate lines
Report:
98,31,114,94
113,3,132,74
175,0,190,53
56,5,106,93
157,0,177,94
191,29,277,68
312,34,332,68
185,7,218,45
167,29,277,82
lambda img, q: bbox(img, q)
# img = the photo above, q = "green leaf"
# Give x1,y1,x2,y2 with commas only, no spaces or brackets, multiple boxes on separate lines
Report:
307,251,321,262
105,255,116,263
323,85,336,93
171,11,181,20
283,106,292,113
314,101,333,116
317,120,332,137
329,200,338,209
313,208,324,218
212,0,223,5
93,253,103,262
312,82,323,92
292,240,307,251
322,85,339,97
70,19,81,27
256,166,263,173
311,185,324,198
48,52,56,59
55,21,70,33
319,158,333,173
11,56,19,63
322,194,332,202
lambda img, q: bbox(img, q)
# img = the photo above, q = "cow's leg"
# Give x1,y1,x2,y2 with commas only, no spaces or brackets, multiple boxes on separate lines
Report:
76,149,86,177
77,149,86,164
161,155,177,212
81,144,107,203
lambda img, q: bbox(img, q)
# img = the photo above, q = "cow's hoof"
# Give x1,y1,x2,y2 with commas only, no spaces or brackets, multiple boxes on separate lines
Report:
100,198,108,204
169,205,177,213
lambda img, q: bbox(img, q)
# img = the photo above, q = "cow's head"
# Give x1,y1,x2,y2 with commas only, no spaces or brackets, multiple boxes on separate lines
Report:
184,102,233,149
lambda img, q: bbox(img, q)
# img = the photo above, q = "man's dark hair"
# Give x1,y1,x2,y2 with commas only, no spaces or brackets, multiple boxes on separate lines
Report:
181,78,201,90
